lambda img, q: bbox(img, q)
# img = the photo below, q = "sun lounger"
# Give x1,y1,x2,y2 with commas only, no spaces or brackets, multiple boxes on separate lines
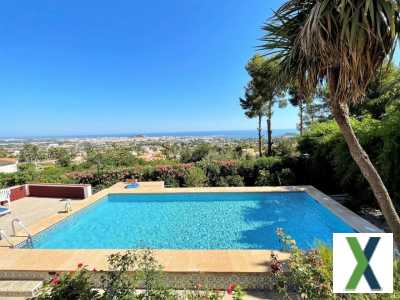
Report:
0,188,11,216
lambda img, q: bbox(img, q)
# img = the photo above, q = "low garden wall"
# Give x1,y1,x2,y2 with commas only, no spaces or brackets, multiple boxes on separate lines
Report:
8,183,92,201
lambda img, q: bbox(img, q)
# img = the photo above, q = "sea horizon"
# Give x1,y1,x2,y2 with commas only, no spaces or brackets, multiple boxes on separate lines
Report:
0,129,298,140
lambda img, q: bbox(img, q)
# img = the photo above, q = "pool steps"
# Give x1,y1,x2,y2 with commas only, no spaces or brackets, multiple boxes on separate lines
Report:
0,280,42,297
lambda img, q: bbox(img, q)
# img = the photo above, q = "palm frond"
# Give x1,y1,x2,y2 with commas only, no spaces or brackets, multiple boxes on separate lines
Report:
260,0,400,104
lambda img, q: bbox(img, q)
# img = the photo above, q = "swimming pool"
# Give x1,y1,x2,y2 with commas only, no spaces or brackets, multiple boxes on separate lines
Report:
20,192,355,250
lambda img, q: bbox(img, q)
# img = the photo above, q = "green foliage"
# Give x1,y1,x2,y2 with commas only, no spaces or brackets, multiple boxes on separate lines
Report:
198,160,221,186
351,64,400,119
254,156,282,171
0,156,298,191
261,0,399,105
225,175,244,187
297,115,400,209
379,107,400,204
0,148,10,157
184,167,207,187
0,163,75,188
18,144,46,162
101,251,138,299
277,168,296,186
268,229,400,300
255,170,274,186
100,249,173,300
36,166,74,184
33,265,99,300
273,138,298,157
269,229,334,299
180,144,244,163
33,250,245,300
85,144,137,171
48,147,73,167
189,144,212,163
186,286,224,300
240,54,287,156
180,144,211,163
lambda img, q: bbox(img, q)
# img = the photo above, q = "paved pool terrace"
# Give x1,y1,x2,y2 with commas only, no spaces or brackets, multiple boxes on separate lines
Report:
0,182,382,289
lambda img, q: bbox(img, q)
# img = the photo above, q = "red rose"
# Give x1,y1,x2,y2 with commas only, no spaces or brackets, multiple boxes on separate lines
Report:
226,284,236,295
77,263,83,268
92,268,97,272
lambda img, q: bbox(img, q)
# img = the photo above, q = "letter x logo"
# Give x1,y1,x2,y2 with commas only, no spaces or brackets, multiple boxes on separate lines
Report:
346,237,381,291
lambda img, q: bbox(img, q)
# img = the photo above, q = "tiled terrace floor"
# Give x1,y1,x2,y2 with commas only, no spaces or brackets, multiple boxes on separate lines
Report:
0,197,77,235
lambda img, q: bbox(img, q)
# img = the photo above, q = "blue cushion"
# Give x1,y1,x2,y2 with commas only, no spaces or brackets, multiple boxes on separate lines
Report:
126,183,140,189
0,206,9,214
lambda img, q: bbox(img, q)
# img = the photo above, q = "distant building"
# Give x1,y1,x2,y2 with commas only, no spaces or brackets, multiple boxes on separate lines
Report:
138,148,166,161
242,148,257,159
0,158,18,173
72,154,85,164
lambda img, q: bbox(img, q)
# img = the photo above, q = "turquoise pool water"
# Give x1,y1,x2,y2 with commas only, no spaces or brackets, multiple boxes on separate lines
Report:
21,192,355,250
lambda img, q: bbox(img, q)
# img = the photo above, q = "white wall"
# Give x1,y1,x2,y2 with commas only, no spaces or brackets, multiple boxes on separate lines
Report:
0,164,18,174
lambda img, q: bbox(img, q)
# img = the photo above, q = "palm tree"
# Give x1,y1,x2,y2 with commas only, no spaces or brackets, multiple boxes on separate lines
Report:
261,0,400,244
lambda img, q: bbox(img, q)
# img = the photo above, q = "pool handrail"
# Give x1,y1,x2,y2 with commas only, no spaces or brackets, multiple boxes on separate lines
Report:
12,218,32,239
0,229,14,248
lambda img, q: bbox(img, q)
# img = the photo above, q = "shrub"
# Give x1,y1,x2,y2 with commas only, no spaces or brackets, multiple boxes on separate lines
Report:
379,107,400,204
33,264,99,300
268,229,400,300
296,117,394,209
268,229,333,299
215,160,239,177
64,159,296,190
254,156,283,172
198,160,221,186
184,167,207,187
276,168,296,186
273,137,298,157
100,250,138,299
255,169,275,186
215,175,244,187
227,284,245,300
238,160,257,185
186,284,224,300
226,175,245,187
67,167,144,190
33,250,246,300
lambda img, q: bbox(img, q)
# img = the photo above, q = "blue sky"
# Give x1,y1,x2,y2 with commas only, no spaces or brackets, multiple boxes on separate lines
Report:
0,1,309,136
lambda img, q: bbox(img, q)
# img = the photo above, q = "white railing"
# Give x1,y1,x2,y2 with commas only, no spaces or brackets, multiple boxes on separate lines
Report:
11,218,33,248
12,218,31,238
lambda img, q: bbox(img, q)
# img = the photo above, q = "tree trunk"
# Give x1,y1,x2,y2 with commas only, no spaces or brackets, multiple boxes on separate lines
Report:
299,99,304,136
267,118,272,156
257,113,263,157
328,71,400,246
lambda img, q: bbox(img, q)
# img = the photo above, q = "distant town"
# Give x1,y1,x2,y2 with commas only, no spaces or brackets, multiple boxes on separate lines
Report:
0,129,299,173
0,133,280,174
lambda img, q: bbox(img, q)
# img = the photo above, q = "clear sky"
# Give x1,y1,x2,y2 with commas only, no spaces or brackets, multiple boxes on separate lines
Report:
0,0,299,137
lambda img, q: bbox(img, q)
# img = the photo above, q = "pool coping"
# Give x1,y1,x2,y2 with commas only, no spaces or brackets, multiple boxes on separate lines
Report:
0,182,382,277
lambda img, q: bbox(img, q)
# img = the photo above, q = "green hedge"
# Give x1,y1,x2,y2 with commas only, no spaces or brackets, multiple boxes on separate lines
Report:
297,114,400,210
65,158,296,190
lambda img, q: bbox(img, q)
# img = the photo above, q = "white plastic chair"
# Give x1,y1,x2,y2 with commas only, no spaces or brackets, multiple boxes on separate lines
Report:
0,188,11,216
